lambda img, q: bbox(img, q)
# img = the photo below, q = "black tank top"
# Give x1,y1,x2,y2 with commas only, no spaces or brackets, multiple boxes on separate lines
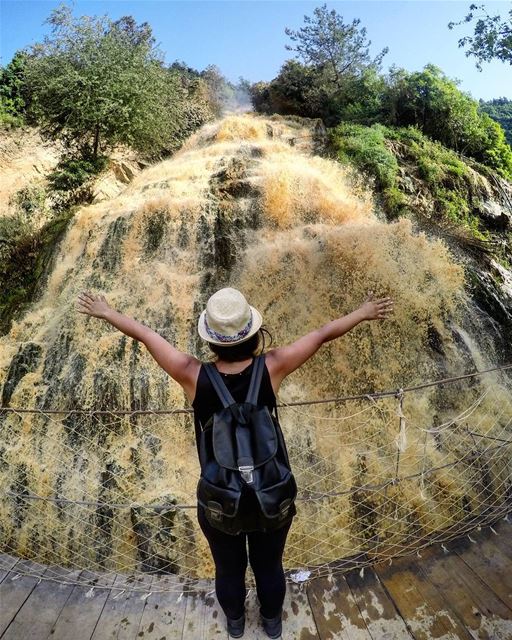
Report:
192,357,277,517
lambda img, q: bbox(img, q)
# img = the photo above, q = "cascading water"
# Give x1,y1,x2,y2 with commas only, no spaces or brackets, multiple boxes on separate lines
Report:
0,114,510,577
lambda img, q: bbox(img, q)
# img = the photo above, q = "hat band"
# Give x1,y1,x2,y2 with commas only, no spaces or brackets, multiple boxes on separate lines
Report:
204,312,254,343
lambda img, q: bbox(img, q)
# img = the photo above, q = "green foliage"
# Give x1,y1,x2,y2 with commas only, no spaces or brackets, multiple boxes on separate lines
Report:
251,5,388,126
448,3,512,69
0,51,28,127
332,123,398,189
23,4,190,158
330,123,408,217
253,6,511,178
9,186,49,221
480,97,512,146
251,60,318,118
331,122,489,236
48,156,108,192
383,64,512,179
45,154,108,211
252,60,386,127
285,4,388,88
0,105,24,128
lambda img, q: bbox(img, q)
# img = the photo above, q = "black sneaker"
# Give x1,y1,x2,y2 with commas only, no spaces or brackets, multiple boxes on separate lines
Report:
227,614,245,638
261,612,282,639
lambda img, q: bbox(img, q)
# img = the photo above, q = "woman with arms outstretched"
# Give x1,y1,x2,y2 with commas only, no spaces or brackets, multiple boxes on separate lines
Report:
76,287,393,638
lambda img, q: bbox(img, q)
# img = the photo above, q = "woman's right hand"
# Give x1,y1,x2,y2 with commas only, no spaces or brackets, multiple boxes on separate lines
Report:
76,291,111,319
359,292,394,321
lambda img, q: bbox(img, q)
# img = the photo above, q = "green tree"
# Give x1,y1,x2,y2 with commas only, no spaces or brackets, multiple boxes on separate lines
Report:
23,4,187,158
479,97,512,146
448,3,512,69
0,51,29,126
285,3,388,93
252,6,388,126
258,60,318,117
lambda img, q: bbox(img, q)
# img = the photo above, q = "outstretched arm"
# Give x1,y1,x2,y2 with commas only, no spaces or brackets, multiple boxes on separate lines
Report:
266,294,394,392
76,292,200,401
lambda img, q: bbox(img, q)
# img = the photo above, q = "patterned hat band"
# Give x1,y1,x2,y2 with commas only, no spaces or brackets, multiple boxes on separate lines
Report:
204,312,254,343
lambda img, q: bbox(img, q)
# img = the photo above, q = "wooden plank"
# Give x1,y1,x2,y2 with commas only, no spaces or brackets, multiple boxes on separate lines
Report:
412,544,512,640
116,574,154,640
135,574,188,640
181,580,227,640
489,520,512,556
46,569,117,640
0,554,20,584
1,566,82,640
89,572,152,640
344,566,414,640
0,559,49,636
307,574,372,640
242,588,272,640
447,527,512,610
494,519,512,540
281,582,320,640
374,554,474,640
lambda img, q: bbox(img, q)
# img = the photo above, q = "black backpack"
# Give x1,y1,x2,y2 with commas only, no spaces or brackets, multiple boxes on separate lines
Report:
196,355,297,535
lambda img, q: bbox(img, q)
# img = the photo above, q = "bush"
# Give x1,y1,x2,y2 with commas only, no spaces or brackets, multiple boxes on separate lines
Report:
331,123,398,189
332,121,490,236
48,156,108,192
0,106,24,129
9,186,48,222
47,154,109,210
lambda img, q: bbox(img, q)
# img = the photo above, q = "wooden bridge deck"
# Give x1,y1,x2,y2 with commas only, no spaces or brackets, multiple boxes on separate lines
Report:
0,521,511,639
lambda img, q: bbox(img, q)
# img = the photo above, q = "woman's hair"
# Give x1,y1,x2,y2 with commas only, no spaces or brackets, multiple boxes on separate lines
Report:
208,327,273,362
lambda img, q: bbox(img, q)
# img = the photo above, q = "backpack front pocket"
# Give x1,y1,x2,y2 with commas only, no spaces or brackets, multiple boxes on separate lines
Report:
197,476,241,519
255,472,297,520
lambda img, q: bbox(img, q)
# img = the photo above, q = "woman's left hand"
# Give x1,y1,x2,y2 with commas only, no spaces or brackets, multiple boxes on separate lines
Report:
359,292,394,321
76,291,111,319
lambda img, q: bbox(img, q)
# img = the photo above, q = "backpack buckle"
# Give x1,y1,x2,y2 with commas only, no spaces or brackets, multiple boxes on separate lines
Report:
239,465,254,484
207,501,224,522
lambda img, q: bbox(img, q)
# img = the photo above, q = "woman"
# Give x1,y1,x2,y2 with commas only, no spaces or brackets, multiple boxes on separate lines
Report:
76,287,393,638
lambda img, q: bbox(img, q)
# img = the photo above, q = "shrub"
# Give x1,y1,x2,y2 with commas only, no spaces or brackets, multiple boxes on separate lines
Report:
331,123,398,189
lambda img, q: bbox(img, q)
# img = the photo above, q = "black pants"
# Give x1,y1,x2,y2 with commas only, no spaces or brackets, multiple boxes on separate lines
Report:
197,505,292,620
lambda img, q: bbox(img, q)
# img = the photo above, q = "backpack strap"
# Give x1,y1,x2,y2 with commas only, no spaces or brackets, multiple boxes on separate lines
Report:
245,355,265,406
203,363,236,409
204,356,265,408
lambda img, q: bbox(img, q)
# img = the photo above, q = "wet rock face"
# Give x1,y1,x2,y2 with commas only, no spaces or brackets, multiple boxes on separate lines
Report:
39,352,87,412
468,260,512,361
41,331,73,382
209,156,259,200
1,342,42,406
10,462,29,528
93,216,129,272
475,200,511,231
142,209,170,256
350,454,378,543
130,496,195,574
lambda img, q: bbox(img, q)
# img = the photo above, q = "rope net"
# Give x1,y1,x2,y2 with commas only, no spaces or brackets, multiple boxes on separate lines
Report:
0,365,511,593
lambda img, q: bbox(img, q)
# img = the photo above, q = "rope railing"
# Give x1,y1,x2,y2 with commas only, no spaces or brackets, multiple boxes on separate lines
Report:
0,362,511,592
5,438,511,509
2,361,511,415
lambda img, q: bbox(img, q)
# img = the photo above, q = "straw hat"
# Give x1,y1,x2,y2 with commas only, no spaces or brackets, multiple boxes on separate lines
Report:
198,288,263,346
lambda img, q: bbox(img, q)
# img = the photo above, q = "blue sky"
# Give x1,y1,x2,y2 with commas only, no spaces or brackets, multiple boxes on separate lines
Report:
1,1,510,100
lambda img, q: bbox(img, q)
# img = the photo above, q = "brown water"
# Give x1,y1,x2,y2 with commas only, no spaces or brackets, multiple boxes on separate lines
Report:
1,114,510,578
